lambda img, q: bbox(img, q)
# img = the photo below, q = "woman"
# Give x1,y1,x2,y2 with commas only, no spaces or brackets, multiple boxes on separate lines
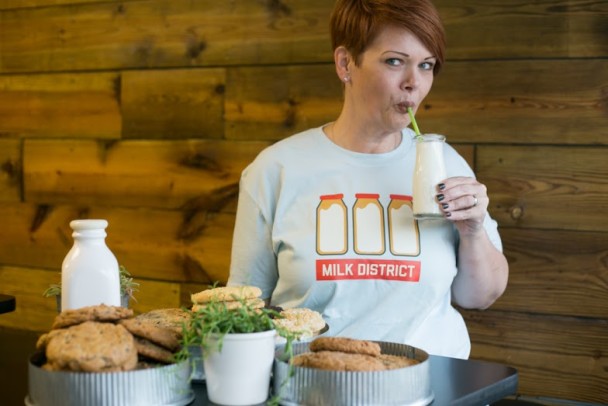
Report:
228,0,508,359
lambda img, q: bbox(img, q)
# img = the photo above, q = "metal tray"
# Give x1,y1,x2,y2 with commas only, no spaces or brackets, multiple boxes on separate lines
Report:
273,341,433,406
27,352,193,406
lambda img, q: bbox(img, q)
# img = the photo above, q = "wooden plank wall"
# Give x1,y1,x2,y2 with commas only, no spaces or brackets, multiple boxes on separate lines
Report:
0,0,606,403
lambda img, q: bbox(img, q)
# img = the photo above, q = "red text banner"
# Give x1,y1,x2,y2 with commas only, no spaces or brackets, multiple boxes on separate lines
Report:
316,259,421,282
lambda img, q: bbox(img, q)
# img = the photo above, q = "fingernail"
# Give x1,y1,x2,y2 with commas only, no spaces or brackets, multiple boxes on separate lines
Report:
444,212,451,217
438,183,446,191
437,194,445,202
442,203,449,209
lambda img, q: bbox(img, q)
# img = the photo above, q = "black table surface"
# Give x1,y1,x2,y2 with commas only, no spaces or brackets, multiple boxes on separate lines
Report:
0,327,517,406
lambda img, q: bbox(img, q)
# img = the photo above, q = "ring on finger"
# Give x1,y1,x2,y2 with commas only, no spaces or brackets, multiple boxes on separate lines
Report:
472,195,478,207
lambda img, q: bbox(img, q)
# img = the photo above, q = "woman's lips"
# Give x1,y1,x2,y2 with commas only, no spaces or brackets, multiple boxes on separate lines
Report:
397,101,415,113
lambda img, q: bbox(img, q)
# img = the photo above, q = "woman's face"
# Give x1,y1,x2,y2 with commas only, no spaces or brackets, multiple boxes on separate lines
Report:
347,25,436,133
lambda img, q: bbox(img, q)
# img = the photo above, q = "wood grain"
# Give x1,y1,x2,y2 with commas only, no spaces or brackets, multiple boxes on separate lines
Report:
0,202,235,284
0,0,332,73
0,0,102,10
225,65,342,141
0,266,182,331
418,59,608,145
121,68,226,139
23,138,270,209
494,228,608,319
464,310,608,404
0,139,21,202
478,145,608,232
437,0,608,59
2,1,607,72
0,73,121,138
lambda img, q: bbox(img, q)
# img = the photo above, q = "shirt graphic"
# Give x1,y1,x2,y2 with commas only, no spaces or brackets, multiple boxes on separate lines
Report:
316,193,421,282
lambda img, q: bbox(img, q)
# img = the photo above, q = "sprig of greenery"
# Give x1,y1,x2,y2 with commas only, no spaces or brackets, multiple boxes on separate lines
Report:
43,265,139,301
175,291,298,406
118,265,139,301
177,298,281,358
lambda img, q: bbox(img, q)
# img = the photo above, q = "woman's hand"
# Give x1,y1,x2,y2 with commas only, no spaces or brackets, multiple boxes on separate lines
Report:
436,176,488,235
437,176,509,309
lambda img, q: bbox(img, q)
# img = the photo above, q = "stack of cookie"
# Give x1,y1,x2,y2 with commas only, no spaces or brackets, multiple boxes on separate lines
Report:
190,285,265,311
36,304,137,372
292,337,419,371
36,304,187,372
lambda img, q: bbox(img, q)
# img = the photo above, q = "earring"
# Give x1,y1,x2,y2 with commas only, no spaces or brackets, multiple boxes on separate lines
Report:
343,76,350,82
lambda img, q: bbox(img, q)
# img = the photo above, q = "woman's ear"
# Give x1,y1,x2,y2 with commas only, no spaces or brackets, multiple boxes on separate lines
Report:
334,46,352,83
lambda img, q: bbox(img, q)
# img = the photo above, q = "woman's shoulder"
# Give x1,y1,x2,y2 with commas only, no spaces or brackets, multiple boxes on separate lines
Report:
249,127,325,166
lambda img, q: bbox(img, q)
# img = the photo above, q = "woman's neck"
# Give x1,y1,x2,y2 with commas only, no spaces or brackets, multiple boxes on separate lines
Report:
324,116,402,154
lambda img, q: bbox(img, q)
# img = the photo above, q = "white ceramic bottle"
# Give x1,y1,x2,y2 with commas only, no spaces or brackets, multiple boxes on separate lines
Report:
61,219,121,311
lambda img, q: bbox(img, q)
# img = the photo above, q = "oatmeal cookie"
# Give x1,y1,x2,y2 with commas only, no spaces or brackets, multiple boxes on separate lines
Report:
309,336,381,357
45,321,137,372
133,336,175,364
134,308,191,336
190,286,262,304
52,304,133,329
192,297,265,312
291,350,386,372
119,317,181,352
378,354,420,369
35,333,50,350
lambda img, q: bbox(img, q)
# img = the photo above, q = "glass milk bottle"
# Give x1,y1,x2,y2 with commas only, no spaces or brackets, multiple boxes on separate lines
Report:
412,134,447,219
61,219,121,311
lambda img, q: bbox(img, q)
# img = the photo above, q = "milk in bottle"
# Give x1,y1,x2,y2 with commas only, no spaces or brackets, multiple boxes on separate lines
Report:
412,134,447,219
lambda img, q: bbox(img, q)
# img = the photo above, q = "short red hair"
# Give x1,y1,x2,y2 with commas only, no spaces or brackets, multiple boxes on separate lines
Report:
330,0,446,75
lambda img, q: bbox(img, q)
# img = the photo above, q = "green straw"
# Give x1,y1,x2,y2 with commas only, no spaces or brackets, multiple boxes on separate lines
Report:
407,107,422,137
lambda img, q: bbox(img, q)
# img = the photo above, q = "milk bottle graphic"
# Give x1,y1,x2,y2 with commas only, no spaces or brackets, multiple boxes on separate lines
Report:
388,195,420,256
316,194,348,255
353,193,385,255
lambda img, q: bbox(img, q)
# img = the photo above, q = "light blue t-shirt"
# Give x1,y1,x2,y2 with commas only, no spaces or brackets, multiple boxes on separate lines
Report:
228,126,503,359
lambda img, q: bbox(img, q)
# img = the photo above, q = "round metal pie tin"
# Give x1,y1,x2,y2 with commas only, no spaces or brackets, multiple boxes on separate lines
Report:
27,352,193,406
274,341,433,406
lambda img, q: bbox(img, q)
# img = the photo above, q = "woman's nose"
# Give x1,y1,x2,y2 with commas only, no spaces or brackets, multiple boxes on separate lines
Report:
401,68,419,91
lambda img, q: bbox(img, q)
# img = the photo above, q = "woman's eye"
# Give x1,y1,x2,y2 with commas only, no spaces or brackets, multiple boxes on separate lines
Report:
386,58,402,66
420,61,435,71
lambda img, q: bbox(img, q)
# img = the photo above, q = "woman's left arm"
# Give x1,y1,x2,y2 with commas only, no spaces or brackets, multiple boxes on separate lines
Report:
438,176,509,309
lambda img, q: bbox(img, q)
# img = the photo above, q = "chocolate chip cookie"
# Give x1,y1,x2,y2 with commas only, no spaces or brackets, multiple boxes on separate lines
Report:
45,321,138,372
52,304,133,329
119,317,181,352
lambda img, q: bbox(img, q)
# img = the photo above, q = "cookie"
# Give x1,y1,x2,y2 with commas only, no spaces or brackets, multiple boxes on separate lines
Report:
133,336,175,364
378,354,419,369
191,286,262,304
134,308,190,336
309,337,381,357
274,308,326,337
45,321,137,372
52,304,133,329
35,333,50,350
192,297,265,312
119,317,181,352
291,350,386,372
